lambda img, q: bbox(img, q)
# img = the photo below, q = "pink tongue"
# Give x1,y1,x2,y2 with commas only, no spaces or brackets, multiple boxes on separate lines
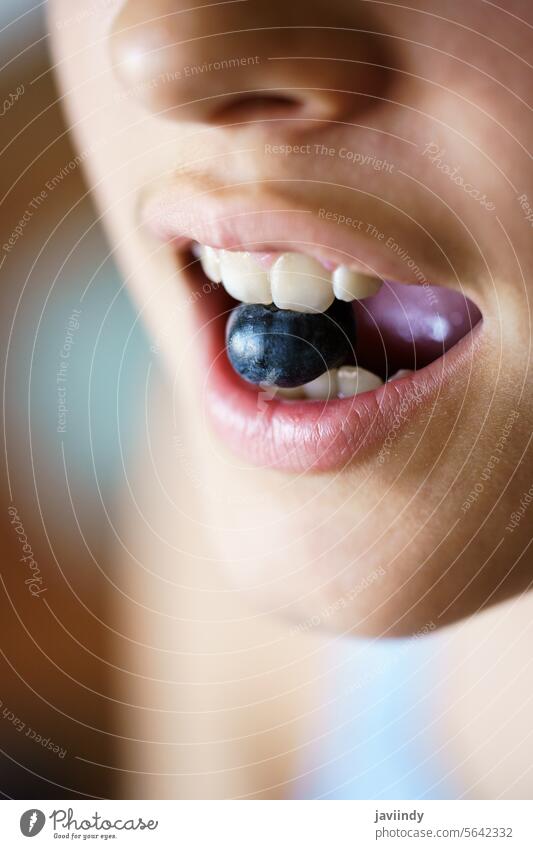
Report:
353,279,481,378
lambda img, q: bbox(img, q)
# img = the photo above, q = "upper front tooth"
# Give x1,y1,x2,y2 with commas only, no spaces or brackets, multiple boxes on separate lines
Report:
271,253,334,313
202,247,380,312
332,267,383,301
199,245,222,283
219,251,271,304
337,366,383,397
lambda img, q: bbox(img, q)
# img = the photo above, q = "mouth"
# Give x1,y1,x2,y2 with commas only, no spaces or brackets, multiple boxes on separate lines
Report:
144,199,483,472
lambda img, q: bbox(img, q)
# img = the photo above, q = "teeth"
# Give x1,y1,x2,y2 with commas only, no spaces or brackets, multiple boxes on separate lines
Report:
337,366,383,397
271,253,335,313
302,370,338,400
274,386,306,399
388,369,414,382
219,250,271,304
198,245,222,283
332,267,383,301
271,367,383,401
197,244,382,313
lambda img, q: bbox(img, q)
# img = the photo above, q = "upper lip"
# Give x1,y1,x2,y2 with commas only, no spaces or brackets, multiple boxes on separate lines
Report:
141,180,461,289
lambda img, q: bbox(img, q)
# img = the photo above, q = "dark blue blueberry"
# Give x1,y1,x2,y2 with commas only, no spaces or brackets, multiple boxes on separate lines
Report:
226,300,356,387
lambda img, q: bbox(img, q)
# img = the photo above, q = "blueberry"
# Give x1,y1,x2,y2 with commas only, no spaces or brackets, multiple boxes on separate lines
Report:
226,300,356,387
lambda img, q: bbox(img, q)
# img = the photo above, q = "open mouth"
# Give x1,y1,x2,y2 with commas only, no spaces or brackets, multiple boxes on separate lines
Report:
174,241,482,470
194,243,481,395
143,194,483,472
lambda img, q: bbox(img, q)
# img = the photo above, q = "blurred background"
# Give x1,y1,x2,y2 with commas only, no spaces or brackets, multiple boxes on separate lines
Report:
0,0,150,798
0,0,461,800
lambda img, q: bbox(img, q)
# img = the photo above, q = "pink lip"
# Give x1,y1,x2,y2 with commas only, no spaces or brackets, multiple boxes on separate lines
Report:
191,269,482,473
142,185,459,288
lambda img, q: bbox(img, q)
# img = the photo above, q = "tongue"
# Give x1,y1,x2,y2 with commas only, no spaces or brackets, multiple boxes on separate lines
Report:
354,279,481,378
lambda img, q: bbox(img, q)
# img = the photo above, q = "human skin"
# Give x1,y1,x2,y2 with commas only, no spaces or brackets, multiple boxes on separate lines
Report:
48,0,532,637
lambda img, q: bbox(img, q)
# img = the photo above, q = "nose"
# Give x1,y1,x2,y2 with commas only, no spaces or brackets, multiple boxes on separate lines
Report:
110,0,392,127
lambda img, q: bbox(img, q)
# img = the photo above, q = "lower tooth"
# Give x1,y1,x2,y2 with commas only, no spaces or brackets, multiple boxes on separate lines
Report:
303,370,338,400
388,369,414,382
268,367,385,401
337,366,383,397
275,386,306,399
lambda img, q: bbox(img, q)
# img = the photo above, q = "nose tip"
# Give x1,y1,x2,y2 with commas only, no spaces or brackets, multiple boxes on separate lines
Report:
110,0,392,128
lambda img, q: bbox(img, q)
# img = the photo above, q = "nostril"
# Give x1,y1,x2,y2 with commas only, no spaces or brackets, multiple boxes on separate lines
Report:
109,2,396,127
211,93,304,125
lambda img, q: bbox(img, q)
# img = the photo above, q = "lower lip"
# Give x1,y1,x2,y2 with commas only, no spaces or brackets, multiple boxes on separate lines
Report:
189,266,482,473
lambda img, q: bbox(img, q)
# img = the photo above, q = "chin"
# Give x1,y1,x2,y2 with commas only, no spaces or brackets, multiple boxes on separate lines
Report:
180,326,528,640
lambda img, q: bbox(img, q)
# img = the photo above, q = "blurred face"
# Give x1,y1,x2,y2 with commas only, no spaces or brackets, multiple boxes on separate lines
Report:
49,0,532,635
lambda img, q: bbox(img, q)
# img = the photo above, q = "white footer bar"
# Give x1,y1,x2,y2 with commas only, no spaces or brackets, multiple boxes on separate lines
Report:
2,799,533,847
